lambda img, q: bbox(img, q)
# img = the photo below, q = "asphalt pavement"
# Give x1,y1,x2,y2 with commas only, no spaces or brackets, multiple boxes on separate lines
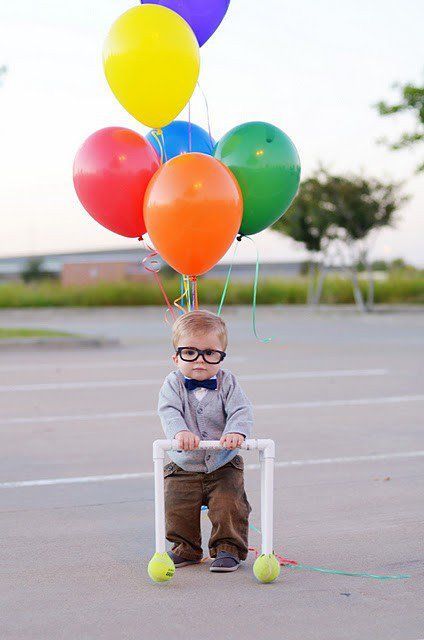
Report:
1,306,423,640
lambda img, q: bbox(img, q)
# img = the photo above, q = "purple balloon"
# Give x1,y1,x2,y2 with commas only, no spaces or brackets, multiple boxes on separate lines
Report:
140,0,230,47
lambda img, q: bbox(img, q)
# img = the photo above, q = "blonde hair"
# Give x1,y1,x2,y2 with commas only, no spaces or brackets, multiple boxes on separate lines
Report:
172,310,228,350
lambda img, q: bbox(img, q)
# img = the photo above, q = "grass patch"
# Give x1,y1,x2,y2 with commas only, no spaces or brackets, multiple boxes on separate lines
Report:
0,275,422,308
0,328,77,339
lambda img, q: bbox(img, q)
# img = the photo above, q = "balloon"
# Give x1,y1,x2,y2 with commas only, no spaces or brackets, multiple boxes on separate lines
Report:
140,0,230,47
144,153,242,276
73,127,160,238
103,5,200,129
147,120,215,161
214,122,301,236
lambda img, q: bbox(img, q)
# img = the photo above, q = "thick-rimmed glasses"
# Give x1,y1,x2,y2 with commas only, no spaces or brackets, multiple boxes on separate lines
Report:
176,347,226,365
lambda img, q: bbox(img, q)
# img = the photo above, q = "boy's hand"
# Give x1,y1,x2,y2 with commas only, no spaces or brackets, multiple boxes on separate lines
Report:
220,433,245,450
175,430,200,451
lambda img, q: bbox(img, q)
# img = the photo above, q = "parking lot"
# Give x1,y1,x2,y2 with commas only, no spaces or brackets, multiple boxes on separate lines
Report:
1,306,423,640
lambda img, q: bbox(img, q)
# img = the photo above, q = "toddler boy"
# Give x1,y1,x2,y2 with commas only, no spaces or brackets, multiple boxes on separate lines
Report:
158,309,253,572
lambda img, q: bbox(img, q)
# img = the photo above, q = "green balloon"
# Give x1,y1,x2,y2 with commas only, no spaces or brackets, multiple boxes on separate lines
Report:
214,121,301,236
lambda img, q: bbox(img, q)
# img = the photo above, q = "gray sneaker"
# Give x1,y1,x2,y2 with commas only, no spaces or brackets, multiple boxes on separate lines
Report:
168,551,202,568
210,551,240,573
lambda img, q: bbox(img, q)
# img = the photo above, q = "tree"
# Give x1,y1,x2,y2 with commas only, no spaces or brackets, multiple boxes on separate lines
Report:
272,176,333,303
376,79,424,172
22,257,47,283
324,174,405,309
273,170,406,310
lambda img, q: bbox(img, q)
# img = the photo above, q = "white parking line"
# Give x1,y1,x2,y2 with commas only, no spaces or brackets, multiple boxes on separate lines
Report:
0,357,247,373
1,450,423,489
254,394,424,411
0,368,388,393
0,394,422,426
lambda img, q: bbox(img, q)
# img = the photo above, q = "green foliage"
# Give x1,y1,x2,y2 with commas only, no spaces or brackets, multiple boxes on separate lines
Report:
376,80,424,171
0,276,422,308
323,174,404,241
21,257,53,283
0,328,74,339
370,260,389,271
272,175,332,253
273,170,404,248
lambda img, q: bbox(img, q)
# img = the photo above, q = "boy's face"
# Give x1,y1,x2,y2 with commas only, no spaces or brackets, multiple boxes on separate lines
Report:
172,330,225,380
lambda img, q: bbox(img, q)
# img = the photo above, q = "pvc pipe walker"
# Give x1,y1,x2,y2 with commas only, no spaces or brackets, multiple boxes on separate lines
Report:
153,439,275,555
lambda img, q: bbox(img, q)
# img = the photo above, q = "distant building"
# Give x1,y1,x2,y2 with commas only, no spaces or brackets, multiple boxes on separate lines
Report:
0,248,303,284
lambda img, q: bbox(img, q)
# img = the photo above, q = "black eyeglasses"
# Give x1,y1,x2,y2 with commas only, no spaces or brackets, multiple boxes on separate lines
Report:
176,347,226,365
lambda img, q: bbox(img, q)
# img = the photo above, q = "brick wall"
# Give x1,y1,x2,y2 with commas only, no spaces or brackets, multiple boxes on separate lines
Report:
62,262,150,286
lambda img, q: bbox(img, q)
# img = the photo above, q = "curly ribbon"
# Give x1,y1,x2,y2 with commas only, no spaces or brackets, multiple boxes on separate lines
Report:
179,275,185,311
201,507,410,580
141,249,176,324
142,239,193,320
173,275,190,315
150,129,165,164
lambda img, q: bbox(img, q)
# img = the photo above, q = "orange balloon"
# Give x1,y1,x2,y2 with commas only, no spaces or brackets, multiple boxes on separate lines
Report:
144,153,243,276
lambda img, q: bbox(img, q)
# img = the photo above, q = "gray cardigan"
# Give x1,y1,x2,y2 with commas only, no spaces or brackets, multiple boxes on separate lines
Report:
157,368,254,473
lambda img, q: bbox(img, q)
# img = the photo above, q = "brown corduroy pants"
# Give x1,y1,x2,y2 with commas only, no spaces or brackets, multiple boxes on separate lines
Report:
164,454,252,561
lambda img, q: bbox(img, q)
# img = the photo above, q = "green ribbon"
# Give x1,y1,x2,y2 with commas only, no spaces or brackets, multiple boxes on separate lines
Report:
217,241,238,316
217,236,271,343
287,564,410,580
247,520,409,580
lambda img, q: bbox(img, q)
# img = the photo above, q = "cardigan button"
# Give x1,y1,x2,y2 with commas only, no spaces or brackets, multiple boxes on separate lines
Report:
197,408,203,414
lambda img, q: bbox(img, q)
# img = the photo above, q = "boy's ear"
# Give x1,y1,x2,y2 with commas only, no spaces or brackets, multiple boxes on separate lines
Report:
172,353,178,365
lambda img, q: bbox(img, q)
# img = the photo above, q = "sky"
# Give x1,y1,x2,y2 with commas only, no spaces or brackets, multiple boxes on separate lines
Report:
0,0,423,265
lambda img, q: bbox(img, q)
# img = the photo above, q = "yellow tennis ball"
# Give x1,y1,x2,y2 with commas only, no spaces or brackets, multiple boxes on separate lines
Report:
253,554,281,583
148,552,175,583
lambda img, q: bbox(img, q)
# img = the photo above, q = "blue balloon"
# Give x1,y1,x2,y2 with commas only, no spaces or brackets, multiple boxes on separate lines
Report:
147,120,215,162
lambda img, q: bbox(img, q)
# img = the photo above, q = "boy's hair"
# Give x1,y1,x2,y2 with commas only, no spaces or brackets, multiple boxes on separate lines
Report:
172,310,228,350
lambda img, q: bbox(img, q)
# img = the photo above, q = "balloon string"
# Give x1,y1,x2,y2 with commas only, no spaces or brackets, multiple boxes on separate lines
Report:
181,276,188,312
197,81,214,149
150,130,164,164
186,275,193,310
184,276,191,310
141,249,176,324
201,508,409,580
159,129,168,163
243,235,272,343
173,276,190,315
194,277,199,310
189,276,199,310
217,239,240,316
179,275,185,311
188,101,192,153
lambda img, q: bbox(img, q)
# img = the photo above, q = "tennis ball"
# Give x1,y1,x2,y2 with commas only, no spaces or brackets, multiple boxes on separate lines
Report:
253,553,281,583
148,552,175,583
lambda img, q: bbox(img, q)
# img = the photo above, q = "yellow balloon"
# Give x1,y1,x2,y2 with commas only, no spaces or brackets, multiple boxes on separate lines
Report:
103,5,200,129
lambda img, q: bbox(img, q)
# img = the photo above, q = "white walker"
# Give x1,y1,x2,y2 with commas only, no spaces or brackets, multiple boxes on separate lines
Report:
148,439,280,584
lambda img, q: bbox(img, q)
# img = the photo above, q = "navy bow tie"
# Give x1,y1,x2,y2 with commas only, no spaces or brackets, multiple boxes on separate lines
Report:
184,377,217,391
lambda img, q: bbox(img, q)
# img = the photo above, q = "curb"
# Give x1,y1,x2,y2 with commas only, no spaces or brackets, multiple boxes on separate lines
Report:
0,336,120,351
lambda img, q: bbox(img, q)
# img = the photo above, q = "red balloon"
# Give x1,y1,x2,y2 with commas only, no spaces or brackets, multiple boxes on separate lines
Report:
73,127,160,238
